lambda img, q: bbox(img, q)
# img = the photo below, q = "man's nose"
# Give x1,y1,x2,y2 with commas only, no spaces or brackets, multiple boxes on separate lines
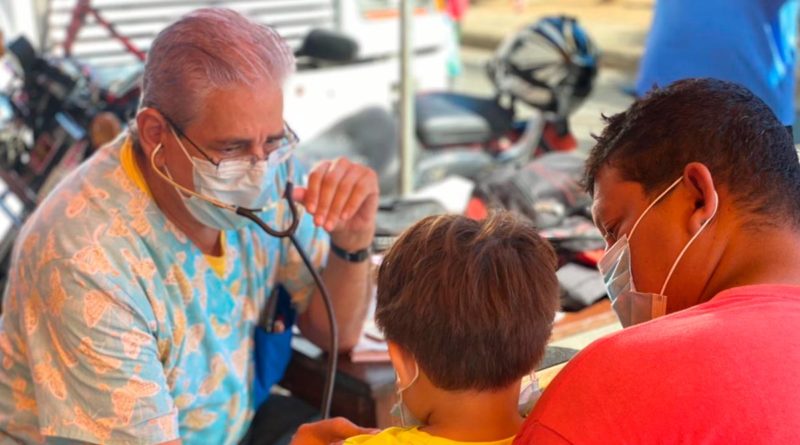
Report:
247,144,270,164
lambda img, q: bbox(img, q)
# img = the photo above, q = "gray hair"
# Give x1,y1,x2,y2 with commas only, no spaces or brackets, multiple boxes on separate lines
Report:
140,8,295,128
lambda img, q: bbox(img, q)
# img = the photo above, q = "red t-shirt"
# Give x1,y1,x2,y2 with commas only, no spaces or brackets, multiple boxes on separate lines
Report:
515,285,800,444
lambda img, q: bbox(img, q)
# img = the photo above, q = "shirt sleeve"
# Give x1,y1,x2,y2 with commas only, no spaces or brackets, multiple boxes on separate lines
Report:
16,258,179,444
275,158,330,313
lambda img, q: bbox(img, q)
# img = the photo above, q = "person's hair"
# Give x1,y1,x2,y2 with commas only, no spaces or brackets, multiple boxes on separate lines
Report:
375,212,559,391
585,78,800,227
140,8,295,129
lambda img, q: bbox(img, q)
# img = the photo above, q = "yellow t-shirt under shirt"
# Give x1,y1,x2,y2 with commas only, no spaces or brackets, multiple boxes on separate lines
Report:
345,427,515,445
120,137,226,277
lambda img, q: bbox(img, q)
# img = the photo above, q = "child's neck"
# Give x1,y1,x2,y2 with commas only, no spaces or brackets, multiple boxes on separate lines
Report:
419,381,523,442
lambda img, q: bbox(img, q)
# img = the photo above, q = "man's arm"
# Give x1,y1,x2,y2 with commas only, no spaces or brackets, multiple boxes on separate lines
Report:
299,247,371,352
15,259,180,444
293,157,378,352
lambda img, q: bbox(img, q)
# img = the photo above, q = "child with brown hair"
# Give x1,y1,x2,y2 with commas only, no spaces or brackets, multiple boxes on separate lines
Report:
346,212,560,445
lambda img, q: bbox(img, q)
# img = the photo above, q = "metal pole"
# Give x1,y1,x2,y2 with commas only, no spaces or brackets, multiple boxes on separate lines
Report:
399,0,415,196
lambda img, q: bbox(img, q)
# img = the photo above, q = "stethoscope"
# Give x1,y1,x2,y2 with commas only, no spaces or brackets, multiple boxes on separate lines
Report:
150,142,339,419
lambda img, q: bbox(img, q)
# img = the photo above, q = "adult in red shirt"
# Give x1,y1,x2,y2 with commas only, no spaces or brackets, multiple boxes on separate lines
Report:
515,78,800,444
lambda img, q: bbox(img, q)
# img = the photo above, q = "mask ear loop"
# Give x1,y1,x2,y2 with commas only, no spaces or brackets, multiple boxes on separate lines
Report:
659,190,720,295
150,142,236,211
396,362,420,394
395,362,420,428
628,176,684,241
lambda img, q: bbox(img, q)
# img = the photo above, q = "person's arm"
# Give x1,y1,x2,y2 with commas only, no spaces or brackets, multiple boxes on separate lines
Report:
293,157,378,352
290,418,379,445
17,258,180,444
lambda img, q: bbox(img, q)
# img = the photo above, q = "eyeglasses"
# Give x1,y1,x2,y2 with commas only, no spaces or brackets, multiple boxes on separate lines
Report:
162,113,300,169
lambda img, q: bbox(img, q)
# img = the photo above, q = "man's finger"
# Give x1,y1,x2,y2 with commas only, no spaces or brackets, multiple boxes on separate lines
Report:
341,172,379,222
314,158,350,227
291,186,306,204
305,161,331,213
324,167,363,231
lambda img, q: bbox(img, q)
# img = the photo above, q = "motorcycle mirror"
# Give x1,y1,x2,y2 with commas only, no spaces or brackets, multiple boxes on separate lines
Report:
296,29,358,63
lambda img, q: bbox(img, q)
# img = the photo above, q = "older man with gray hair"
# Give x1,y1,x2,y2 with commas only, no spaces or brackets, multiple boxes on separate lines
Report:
0,8,377,445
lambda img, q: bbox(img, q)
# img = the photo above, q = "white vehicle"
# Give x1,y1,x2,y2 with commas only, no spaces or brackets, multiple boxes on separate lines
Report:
23,0,453,140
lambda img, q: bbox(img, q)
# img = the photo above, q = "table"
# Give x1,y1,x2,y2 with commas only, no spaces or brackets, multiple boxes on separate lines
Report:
279,299,616,428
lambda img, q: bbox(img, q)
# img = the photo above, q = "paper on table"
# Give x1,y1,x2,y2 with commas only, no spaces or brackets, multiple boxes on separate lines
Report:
410,176,475,214
349,282,391,363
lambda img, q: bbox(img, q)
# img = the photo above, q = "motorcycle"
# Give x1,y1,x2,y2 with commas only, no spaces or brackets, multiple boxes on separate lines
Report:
295,17,592,198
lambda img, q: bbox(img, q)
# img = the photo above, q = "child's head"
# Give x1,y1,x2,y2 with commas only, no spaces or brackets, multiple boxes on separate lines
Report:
376,212,559,419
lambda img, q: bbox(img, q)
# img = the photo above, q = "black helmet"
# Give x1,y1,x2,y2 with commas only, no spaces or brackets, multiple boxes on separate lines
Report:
488,16,599,117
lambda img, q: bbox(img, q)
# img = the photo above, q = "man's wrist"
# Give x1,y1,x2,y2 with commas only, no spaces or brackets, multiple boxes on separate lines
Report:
330,229,374,252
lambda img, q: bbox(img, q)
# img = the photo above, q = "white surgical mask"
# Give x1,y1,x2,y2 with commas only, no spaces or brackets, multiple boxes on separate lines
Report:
518,372,541,416
390,363,423,428
151,125,295,231
597,177,718,327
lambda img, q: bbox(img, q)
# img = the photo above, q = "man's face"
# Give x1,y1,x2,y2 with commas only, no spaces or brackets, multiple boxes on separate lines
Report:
591,166,715,313
160,78,285,195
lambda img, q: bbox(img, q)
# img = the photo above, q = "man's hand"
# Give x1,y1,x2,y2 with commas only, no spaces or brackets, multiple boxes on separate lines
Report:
293,158,379,250
291,418,378,445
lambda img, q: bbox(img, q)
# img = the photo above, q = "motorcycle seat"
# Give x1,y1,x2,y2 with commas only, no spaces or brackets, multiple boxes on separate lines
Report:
415,93,514,148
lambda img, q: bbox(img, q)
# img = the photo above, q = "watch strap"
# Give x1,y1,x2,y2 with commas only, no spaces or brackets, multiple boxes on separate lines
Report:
330,241,370,263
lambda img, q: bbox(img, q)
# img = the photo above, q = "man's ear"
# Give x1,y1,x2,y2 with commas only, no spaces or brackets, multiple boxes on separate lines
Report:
387,341,417,388
682,162,719,234
136,107,168,165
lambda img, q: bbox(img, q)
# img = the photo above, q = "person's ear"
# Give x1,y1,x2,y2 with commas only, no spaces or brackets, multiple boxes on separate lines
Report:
682,162,719,235
136,107,169,167
387,341,417,388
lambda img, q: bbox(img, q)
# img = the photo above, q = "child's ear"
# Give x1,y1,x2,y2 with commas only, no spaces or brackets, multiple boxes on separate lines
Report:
387,341,417,387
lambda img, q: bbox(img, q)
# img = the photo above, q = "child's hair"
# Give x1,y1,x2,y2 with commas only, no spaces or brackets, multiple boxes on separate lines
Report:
375,212,559,391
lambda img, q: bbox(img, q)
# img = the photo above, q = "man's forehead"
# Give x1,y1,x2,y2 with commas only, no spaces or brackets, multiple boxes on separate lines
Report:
591,167,646,222
590,167,621,215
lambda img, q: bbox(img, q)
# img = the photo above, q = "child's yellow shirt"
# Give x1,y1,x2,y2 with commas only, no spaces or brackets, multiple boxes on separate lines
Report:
345,427,515,445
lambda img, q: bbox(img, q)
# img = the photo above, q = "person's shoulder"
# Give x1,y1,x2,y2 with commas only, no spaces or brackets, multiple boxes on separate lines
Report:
344,427,410,445
17,140,160,264
544,284,800,383
707,283,800,304
28,140,139,224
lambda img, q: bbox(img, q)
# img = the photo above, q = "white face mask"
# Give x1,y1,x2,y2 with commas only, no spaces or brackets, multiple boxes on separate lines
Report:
150,125,295,231
597,177,719,327
390,362,423,428
518,372,541,416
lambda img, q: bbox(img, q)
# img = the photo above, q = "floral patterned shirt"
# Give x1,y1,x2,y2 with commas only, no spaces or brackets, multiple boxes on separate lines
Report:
0,134,328,444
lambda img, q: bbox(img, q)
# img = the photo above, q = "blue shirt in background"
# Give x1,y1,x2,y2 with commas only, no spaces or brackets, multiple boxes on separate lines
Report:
637,0,799,125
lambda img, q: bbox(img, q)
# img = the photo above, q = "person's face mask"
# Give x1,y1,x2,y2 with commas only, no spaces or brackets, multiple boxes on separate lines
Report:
597,176,718,327
390,362,423,428
518,372,541,417
151,124,295,231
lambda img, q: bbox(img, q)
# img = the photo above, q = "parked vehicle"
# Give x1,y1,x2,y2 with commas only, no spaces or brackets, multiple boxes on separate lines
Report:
37,0,455,139
297,15,600,197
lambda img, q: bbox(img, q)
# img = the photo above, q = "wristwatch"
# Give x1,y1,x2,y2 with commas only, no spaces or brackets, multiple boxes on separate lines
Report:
330,240,371,263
